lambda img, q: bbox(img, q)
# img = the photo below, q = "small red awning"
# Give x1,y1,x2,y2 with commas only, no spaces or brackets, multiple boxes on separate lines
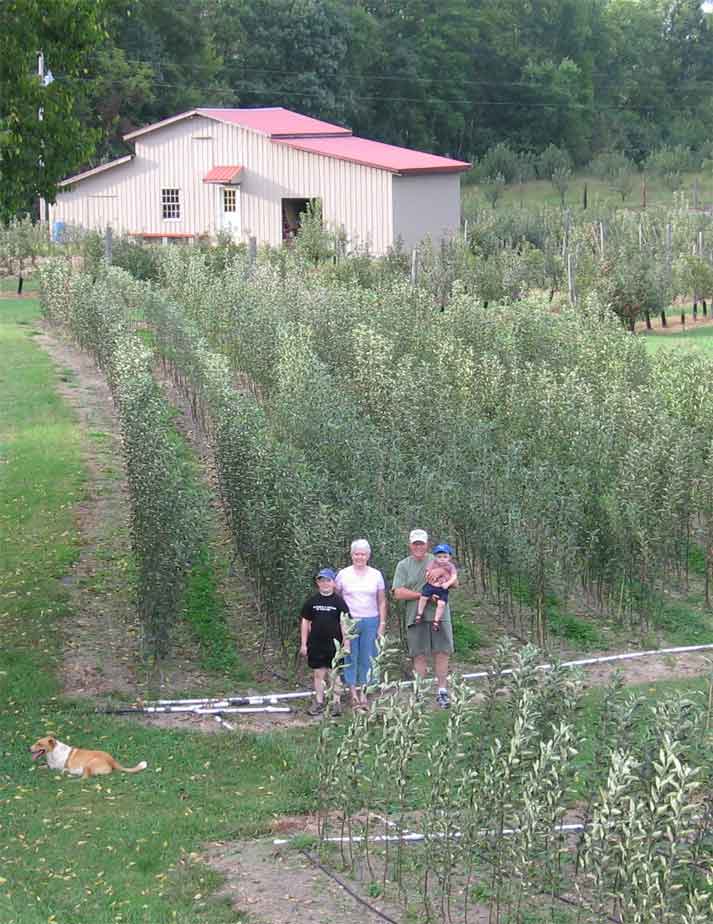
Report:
203,165,243,184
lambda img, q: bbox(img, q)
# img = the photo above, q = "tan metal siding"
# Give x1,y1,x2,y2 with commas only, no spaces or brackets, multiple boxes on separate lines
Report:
52,114,402,252
171,120,394,252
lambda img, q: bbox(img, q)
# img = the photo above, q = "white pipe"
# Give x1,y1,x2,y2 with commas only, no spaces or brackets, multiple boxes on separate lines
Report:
273,822,587,847
127,641,713,714
194,705,292,715
138,690,312,708
460,642,713,682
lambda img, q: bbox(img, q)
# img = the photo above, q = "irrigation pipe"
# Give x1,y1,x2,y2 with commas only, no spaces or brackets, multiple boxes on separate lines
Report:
460,641,713,683
298,849,401,924
193,706,292,715
276,811,710,848
105,690,311,713
105,640,713,716
274,822,587,847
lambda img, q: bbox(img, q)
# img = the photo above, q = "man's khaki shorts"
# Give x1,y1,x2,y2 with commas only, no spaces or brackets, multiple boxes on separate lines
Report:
406,618,454,657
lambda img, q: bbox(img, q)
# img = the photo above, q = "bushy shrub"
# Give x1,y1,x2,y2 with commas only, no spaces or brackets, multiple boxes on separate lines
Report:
473,144,538,186
588,151,635,180
474,143,521,184
537,144,573,179
111,236,162,281
645,144,696,176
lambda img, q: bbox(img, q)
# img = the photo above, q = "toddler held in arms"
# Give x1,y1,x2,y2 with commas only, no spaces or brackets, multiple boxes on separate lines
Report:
414,543,457,632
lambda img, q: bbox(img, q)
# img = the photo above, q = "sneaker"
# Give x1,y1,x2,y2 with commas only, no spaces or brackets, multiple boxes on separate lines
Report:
330,700,343,717
436,689,450,710
307,701,326,716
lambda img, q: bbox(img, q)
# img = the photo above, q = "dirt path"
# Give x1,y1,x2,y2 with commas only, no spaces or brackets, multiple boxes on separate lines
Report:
36,324,142,698
204,839,416,924
34,325,260,703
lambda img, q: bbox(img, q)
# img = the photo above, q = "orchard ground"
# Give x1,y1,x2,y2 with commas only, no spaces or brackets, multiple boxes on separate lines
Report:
1,289,713,923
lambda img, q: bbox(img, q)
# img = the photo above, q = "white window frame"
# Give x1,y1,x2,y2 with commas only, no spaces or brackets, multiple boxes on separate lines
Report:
161,188,181,221
223,187,237,213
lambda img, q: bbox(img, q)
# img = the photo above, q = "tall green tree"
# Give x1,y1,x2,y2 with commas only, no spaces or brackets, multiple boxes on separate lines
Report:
93,0,230,138
209,0,374,128
362,0,480,156
0,0,105,218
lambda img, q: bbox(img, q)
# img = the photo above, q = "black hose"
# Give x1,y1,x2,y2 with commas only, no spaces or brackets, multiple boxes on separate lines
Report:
299,850,401,924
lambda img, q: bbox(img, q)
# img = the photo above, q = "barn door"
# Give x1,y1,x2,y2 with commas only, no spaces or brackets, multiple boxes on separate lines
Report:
220,186,241,239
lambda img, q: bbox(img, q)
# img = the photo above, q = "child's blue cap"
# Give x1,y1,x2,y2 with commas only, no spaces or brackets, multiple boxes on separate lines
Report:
432,544,453,556
316,568,337,581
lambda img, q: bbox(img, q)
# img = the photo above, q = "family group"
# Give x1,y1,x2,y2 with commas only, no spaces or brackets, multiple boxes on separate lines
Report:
299,529,458,715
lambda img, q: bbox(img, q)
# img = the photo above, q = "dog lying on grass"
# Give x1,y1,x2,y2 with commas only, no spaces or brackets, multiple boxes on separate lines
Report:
29,736,148,778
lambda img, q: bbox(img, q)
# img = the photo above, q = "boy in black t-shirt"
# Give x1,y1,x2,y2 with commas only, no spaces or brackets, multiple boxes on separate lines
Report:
300,568,350,716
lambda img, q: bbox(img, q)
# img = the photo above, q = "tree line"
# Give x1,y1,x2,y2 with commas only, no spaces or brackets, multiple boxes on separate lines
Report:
4,0,713,217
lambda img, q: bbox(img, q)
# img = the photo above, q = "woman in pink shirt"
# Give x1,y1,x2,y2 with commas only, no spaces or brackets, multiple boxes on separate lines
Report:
336,539,387,711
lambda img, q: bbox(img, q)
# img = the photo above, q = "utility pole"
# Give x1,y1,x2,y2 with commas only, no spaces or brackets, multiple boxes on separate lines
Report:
37,51,47,223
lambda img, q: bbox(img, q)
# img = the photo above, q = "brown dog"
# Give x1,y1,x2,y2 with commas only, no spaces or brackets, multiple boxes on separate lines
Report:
29,736,147,778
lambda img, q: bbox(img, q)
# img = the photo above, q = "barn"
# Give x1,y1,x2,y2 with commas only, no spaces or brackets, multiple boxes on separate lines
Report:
49,107,471,255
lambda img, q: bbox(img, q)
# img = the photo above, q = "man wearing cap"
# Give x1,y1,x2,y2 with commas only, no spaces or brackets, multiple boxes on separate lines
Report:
392,530,455,708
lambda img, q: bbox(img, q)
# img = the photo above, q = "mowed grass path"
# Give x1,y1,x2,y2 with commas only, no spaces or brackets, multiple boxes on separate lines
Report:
0,298,315,924
643,322,713,357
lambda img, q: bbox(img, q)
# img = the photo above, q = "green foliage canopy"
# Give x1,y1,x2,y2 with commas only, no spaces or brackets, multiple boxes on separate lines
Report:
0,0,105,218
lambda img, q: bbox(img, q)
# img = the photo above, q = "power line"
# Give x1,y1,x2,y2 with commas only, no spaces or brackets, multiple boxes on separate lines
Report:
52,73,674,116
70,52,713,96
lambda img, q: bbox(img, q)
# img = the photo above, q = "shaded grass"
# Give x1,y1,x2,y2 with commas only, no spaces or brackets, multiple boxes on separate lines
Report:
643,322,713,356
650,594,713,645
0,274,41,295
451,611,483,658
183,550,253,681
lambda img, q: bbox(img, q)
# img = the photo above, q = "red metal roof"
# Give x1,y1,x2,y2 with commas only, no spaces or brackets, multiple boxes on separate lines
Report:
277,135,471,175
203,165,243,184
121,107,471,174
196,108,350,138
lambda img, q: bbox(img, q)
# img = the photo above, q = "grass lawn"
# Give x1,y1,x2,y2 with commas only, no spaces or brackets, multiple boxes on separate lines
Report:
643,322,713,356
0,297,318,924
462,169,713,215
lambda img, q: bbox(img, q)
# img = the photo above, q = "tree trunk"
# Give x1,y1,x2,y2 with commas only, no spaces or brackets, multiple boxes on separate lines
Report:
17,275,23,295
660,310,667,328
693,299,698,321
703,299,708,317
644,311,652,330
628,316,636,333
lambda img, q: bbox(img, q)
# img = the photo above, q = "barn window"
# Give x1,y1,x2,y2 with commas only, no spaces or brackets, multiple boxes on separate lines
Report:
223,188,237,213
162,188,180,220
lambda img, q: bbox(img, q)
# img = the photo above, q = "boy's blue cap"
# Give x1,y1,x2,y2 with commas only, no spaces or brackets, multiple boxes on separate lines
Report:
316,568,337,581
433,543,453,555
